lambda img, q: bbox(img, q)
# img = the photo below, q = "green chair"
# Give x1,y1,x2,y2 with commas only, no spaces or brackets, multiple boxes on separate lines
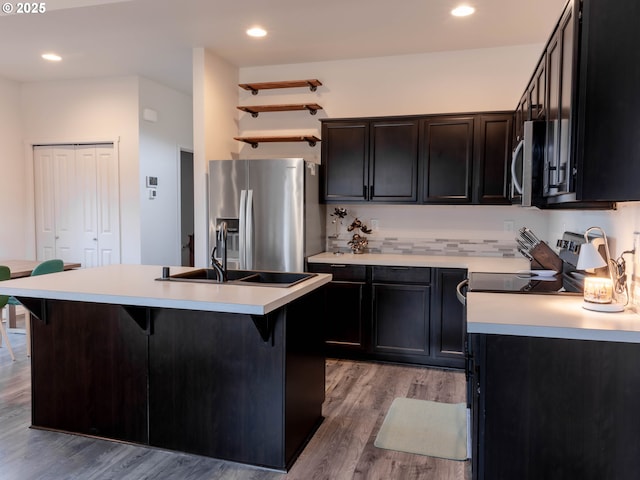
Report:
8,259,64,357
0,265,15,361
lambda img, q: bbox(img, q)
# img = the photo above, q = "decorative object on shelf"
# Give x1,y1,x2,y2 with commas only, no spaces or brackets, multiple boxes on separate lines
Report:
347,218,372,254
576,226,635,312
329,207,348,239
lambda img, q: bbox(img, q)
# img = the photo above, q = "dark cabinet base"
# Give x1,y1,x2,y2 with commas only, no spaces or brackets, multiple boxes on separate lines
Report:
470,334,640,480
308,264,465,369
28,291,326,471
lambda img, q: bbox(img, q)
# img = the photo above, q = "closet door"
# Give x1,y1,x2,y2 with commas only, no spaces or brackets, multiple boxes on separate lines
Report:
34,144,120,266
34,146,57,260
95,144,120,266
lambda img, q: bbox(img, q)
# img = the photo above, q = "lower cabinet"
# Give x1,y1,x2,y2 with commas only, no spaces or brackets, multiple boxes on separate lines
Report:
308,263,466,368
314,264,369,355
469,334,640,480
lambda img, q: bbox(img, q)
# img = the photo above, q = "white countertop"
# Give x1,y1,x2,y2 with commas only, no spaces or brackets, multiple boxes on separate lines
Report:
0,264,332,315
308,252,529,273
467,292,640,343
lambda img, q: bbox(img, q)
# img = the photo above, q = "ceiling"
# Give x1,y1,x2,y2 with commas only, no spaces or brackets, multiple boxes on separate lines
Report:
0,0,567,94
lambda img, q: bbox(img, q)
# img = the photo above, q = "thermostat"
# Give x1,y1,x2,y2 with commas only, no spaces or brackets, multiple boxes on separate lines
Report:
146,176,158,188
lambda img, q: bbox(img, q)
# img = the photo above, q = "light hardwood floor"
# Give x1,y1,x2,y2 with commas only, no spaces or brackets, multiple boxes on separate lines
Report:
0,321,470,480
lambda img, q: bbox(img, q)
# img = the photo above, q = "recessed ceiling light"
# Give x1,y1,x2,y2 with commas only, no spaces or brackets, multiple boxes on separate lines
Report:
246,27,267,38
451,5,475,17
42,53,62,62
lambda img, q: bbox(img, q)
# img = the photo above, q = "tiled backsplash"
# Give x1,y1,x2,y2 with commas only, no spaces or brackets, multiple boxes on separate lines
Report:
327,235,518,257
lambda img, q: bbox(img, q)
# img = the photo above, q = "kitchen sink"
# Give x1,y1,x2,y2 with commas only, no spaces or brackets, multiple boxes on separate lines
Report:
158,268,316,288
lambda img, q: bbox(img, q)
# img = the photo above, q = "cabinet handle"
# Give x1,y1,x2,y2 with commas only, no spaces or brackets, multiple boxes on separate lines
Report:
329,264,347,268
363,185,368,199
370,185,374,198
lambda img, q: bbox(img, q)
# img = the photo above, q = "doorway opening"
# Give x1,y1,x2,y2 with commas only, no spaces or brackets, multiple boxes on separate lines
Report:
180,150,194,266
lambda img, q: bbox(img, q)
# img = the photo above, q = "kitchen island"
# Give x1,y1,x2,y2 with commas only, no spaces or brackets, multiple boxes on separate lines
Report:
0,264,332,471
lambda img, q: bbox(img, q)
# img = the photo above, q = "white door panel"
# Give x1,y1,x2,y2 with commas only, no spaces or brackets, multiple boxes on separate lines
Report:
34,143,120,267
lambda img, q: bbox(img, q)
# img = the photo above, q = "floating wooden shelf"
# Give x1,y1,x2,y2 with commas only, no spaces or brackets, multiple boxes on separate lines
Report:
239,79,322,95
234,135,321,149
237,103,323,118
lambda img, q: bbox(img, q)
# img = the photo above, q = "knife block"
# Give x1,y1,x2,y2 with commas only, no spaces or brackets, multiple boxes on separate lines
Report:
529,242,564,272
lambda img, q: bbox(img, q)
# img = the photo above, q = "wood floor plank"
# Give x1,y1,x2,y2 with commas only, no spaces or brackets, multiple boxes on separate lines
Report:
0,331,470,480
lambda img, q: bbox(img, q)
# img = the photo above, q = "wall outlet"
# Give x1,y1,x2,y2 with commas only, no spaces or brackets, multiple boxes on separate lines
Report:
371,219,380,231
503,220,515,232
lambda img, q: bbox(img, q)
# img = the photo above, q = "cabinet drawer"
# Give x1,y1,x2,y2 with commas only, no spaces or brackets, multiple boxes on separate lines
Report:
372,266,431,284
307,263,367,282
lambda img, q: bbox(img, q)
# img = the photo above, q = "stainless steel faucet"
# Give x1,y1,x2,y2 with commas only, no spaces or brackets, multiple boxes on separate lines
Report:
211,221,228,282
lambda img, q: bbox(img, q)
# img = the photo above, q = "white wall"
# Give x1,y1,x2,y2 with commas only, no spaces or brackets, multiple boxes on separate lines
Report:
20,77,141,263
548,203,640,258
138,76,193,266
238,44,551,248
0,77,27,258
192,48,239,267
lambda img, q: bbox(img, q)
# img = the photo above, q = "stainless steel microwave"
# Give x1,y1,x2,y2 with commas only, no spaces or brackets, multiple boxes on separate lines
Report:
511,120,545,207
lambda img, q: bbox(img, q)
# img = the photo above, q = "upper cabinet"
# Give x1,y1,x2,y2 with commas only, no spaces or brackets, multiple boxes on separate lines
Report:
544,4,575,198
516,0,640,205
322,112,512,205
321,118,419,203
420,116,474,203
574,0,640,202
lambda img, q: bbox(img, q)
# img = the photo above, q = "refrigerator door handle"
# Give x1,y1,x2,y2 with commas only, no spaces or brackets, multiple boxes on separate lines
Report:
246,189,254,269
239,189,247,269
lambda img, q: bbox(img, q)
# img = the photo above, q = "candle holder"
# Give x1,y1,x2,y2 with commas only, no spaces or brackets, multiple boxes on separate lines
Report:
577,227,626,312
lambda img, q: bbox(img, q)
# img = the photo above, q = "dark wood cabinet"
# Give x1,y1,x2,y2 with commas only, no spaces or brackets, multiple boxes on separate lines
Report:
306,263,369,354
420,116,474,203
309,263,465,369
574,0,640,202
431,268,466,368
321,121,368,202
513,0,640,205
544,3,575,198
372,266,431,362
321,118,418,203
322,112,513,206
473,114,513,204
470,334,640,480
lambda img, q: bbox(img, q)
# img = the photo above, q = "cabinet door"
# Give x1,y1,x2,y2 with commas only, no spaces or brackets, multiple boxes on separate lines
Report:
420,116,474,203
532,56,546,120
474,114,513,204
576,0,640,201
372,283,430,357
431,268,466,369
307,263,369,353
545,3,574,197
369,120,419,202
322,121,368,202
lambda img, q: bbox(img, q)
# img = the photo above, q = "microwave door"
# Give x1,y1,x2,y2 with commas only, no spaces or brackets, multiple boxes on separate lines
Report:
511,137,525,201
511,121,537,207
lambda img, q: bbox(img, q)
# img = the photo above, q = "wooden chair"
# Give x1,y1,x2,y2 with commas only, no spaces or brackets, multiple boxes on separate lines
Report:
0,266,15,361
8,259,64,357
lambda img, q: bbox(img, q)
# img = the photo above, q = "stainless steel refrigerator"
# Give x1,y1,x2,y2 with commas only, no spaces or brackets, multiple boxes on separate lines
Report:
208,158,325,272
